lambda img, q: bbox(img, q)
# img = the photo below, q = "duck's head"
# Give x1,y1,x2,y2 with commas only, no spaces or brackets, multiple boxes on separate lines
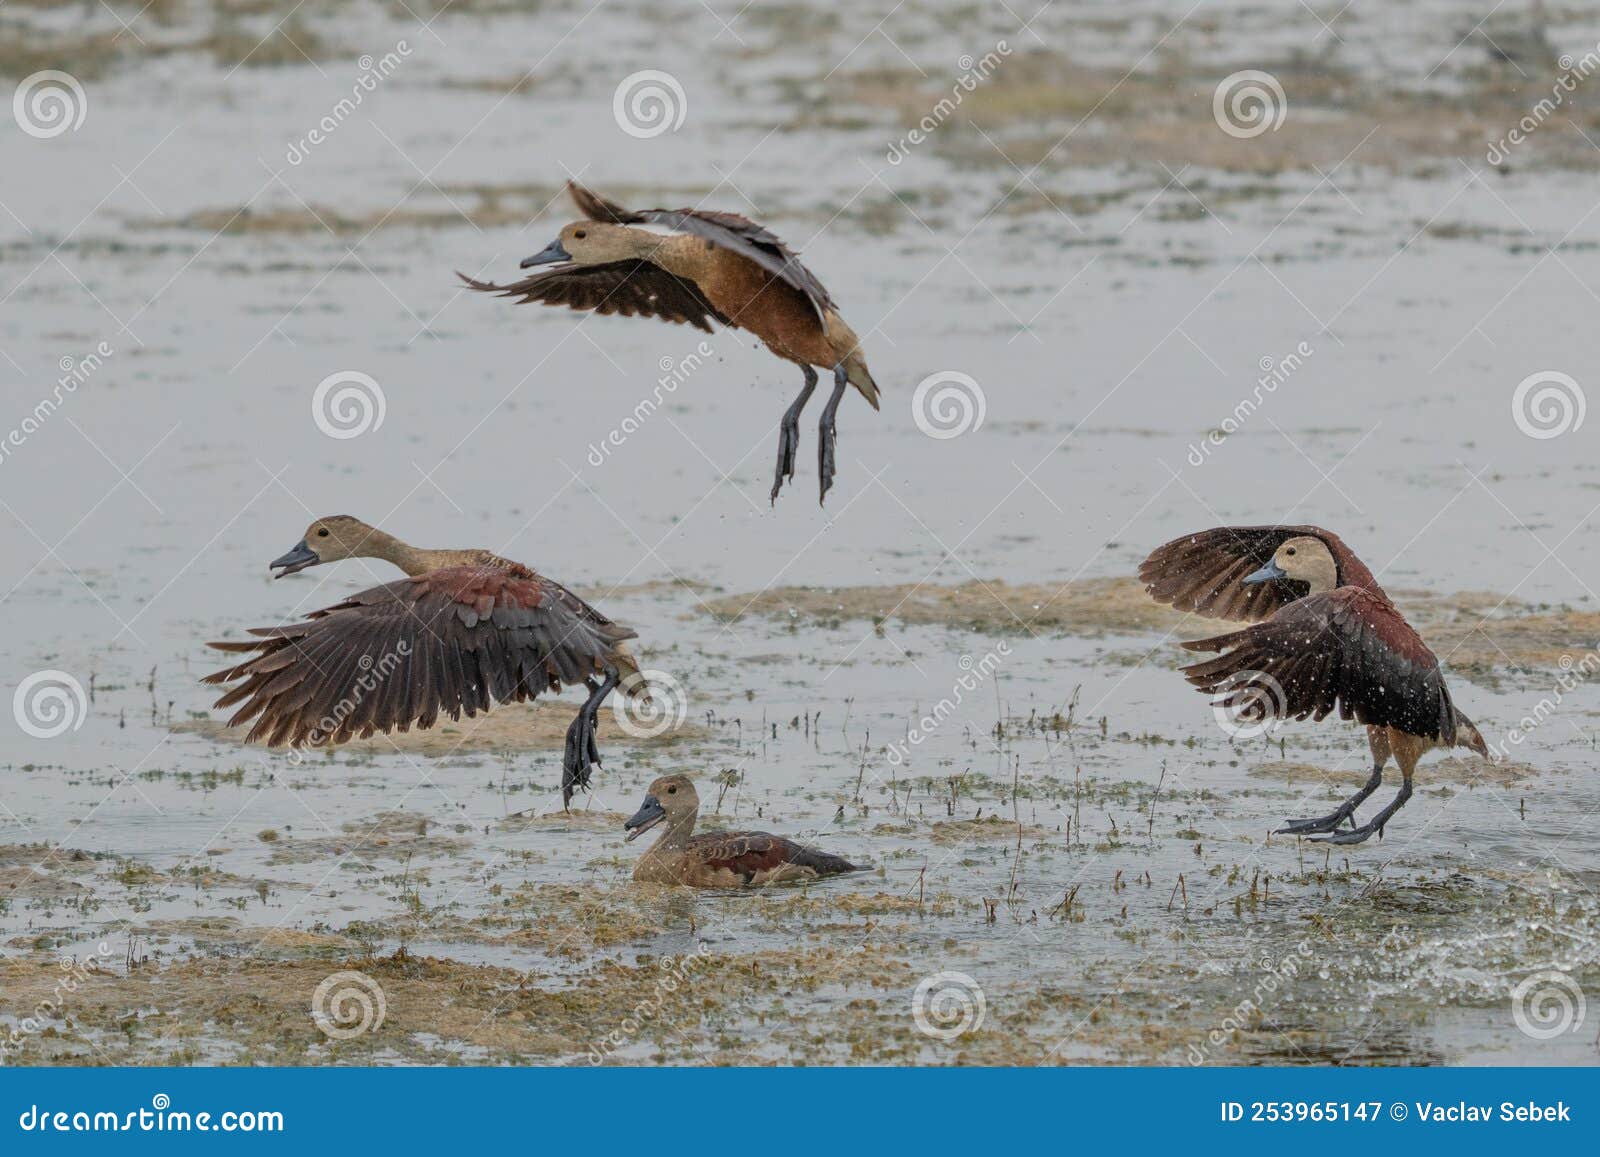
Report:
1241,535,1339,596
270,514,382,578
624,774,697,842
522,221,653,269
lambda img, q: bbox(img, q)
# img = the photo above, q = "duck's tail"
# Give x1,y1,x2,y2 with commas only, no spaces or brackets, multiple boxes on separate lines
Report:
610,642,646,699
828,314,880,410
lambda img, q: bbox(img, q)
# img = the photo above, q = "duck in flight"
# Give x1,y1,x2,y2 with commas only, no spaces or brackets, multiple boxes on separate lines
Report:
460,181,880,505
623,774,865,887
202,515,642,807
1140,525,1487,845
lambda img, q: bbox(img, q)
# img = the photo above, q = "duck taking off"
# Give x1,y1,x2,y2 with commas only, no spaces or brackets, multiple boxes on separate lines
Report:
202,515,642,808
623,774,864,888
459,181,880,505
1140,526,1488,845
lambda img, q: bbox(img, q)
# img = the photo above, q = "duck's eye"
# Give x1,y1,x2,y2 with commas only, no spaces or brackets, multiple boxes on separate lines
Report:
666,785,677,794
573,229,587,240
317,528,330,538
1285,548,1295,556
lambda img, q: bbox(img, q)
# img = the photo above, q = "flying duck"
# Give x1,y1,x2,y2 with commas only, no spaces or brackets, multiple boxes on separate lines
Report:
623,774,864,887
460,181,881,505
1140,525,1488,845
202,515,642,807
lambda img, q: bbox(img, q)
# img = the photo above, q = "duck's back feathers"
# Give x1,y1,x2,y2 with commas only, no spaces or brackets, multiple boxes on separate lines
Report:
688,830,861,883
566,180,835,320
1140,524,1386,622
1179,587,1456,742
457,261,727,332
203,566,635,747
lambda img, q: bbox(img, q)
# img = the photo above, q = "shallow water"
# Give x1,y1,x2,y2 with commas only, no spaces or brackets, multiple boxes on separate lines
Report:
1,0,1597,1065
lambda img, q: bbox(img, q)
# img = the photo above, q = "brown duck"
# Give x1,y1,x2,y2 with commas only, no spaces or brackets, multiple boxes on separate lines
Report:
202,515,642,807
623,774,864,887
460,181,881,505
1140,525,1488,845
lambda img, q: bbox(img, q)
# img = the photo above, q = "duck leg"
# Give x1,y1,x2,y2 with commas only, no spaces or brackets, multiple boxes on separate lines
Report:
561,669,620,808
1311,774,1414,846
771,365,818,504
1276,763,1385,836
817,363,849,505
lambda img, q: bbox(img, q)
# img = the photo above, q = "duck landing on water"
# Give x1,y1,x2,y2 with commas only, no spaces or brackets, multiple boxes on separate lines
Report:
623,775,865,887
1140,525,1489,845
460,181,880,506
202,515,643,808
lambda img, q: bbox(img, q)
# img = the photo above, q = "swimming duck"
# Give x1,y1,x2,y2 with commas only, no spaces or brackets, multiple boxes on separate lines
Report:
623,774,864,887
202,515,642,807
460,181,881,505
1139,525,1488,845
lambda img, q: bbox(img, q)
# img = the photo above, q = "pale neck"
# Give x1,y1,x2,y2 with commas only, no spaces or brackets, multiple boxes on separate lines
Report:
651,810,699,851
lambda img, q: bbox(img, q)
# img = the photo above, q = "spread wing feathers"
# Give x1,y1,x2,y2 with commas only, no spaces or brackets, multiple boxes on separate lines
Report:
567,180,835,318
1139,525,1386,622
1178,589,1456,742
201,567,633,748
687,831,860,881
457,261,727,333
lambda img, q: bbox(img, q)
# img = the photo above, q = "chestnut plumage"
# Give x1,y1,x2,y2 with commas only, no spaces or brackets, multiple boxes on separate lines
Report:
203,516,642,807
460,181,879,506
1141,526,1487,845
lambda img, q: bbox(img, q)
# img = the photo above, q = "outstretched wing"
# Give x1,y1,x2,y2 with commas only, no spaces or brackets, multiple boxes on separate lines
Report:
1139,525,1385,623
567,181,835,320
202,566,635,747
1179,588,1456,742
457,261,727,332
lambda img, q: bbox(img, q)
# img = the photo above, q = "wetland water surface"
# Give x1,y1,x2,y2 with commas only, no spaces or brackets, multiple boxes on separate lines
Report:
1,0,1597,1065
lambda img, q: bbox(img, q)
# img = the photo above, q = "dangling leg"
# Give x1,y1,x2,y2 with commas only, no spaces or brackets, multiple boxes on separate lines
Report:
817,363,849,505
1313,740,1419,845
771,365,818,505
561,669,620,808
1277,728,1390,836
